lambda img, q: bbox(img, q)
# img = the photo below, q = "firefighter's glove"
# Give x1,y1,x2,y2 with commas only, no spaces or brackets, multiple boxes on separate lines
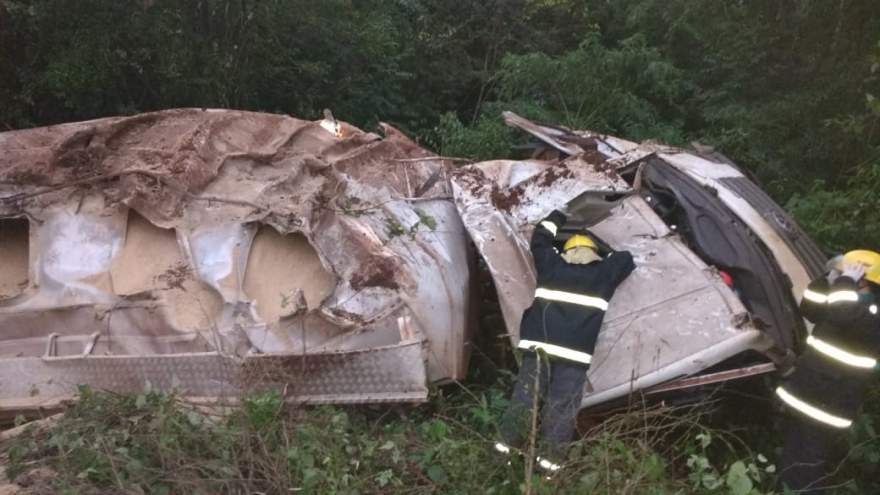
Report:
544,210,567,229
840,262,866,282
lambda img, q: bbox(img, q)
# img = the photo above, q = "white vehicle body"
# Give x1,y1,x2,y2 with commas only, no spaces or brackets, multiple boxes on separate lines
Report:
0,109,822,415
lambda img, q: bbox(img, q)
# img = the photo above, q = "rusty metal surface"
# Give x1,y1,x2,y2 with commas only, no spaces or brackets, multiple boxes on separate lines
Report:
451,156,630,337
645,362,777,395
451,112,788,411
0,109,466,410
0,109,814,413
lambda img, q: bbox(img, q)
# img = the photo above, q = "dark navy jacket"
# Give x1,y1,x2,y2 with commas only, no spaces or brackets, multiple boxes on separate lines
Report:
781,274,880,426
518,211,635,366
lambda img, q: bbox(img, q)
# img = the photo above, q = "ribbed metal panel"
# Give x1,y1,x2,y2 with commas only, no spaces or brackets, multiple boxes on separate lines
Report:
0,340,429,411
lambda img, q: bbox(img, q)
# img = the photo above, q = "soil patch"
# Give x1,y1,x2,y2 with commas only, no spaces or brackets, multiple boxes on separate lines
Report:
350,255,398,291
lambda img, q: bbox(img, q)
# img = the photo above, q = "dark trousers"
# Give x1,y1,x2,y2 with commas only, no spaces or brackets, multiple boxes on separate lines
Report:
780,413,847,494
499,353,588,456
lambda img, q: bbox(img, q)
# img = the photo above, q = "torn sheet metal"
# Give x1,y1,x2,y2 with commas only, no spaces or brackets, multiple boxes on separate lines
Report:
452,167,773,409
452,112,816,411
451,156,630,337
655,151,821,304
499,112,824,316
579,197,773,408
0,109,473,410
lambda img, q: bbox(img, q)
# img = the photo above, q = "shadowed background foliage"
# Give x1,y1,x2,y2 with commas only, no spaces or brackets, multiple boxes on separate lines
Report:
2,0,880,248
2,1,880,492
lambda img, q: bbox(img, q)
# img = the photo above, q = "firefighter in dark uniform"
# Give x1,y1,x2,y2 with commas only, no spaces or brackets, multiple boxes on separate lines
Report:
778,249,880,492
494,210,635,474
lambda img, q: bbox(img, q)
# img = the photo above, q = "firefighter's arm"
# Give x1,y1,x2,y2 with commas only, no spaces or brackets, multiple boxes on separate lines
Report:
530,210,566,273
824,274,875,326
799,277,831,324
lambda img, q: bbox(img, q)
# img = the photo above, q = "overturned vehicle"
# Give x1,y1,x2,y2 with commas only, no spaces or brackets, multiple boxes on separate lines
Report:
458,112,825,412
0,109,823,416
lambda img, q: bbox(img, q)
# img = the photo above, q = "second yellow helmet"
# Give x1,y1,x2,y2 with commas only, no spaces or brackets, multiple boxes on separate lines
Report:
841,249,880,284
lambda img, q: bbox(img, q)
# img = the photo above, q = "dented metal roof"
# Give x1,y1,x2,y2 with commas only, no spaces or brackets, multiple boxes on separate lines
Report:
0,109,473,413
465,112,824,409
450,147,773,411
0,108,823,415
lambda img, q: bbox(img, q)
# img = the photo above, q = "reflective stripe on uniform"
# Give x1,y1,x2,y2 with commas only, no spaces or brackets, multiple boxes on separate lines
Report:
534,287,608,311
775,387,852,428
806,335,877,369
802,288,828,304
518,339,592,364
494,442,511,455
540,221,558,236
871,304,878,315
827,290,859,304
536,457,561,472
803,288,861,305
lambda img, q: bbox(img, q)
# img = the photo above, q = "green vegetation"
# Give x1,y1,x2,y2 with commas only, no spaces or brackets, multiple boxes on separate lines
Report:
5,384,783,495
3,0,880,492
2,0,879,246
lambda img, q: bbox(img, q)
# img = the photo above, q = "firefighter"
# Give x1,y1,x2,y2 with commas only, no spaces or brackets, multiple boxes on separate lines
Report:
495,209,635,474
778,250,880,493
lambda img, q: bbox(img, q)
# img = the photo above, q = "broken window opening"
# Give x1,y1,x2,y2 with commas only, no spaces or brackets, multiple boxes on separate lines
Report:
0,218,30,301
111,210,223,333
243,226,336,325
112,210,184,296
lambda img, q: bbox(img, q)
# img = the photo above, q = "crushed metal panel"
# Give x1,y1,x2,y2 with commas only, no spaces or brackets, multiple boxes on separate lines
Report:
581,197,773,408
451,156,630,336
0,109,470,410
715,176,825,278
638,158,806,351
452,153,773,410
499,110,662,166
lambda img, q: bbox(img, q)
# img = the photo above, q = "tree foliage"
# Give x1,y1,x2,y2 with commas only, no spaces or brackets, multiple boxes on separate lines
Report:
3,0,880,240
3,1,880,491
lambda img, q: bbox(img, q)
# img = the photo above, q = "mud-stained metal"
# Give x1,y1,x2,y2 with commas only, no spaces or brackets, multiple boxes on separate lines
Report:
452,112,815,411
0,109,821,414
645,362,777,395
451,156,630,337
0,109,471,411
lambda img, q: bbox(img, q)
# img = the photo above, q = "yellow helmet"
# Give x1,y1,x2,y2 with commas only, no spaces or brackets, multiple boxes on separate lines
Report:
841,249,880,284
563,234,597,253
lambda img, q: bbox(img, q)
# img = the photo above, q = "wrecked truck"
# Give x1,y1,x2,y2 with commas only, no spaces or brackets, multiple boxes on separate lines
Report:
0,109,474,416
0,109,823,417
458,112,825,412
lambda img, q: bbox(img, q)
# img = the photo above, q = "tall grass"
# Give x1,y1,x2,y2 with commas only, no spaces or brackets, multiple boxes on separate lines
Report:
1,378,782,495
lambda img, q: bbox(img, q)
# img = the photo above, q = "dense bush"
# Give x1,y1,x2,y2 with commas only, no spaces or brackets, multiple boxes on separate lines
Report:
787,163,880,253
2,0,880,492
5,386,779,495
3,0,880,200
